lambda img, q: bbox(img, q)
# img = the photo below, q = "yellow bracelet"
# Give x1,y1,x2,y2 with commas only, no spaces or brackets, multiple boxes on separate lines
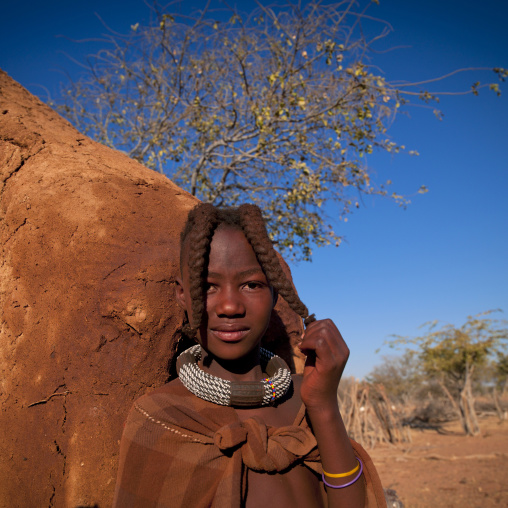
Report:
323,459,360,478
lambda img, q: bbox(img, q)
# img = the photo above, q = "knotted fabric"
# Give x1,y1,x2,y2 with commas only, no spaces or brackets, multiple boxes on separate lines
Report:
113,379,387,508
214,417,319,472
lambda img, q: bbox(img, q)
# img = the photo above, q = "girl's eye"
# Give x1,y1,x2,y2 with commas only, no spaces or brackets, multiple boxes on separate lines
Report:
245,281,263,290
206,283,216,293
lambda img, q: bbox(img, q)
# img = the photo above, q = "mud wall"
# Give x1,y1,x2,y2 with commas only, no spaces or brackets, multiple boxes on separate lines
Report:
0,70,304,507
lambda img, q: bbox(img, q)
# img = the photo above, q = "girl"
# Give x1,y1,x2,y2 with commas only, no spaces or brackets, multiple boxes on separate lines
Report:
113,203,386,507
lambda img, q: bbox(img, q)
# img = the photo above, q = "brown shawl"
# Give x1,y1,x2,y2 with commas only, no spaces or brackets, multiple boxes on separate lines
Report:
113,381,386,507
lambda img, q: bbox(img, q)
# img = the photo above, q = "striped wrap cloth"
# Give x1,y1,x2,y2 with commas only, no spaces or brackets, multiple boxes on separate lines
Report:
113,380,387,507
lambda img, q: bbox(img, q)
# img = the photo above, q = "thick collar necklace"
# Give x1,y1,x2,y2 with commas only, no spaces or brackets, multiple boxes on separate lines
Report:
176,344,292,407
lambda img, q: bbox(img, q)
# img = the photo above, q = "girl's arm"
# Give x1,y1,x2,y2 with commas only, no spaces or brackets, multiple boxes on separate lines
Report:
299,319,366,508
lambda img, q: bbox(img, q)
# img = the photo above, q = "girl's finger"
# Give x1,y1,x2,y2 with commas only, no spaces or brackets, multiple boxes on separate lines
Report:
301,320,346,356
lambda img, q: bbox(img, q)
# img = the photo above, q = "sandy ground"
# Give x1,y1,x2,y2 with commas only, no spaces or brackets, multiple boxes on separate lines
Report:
369,416,508,508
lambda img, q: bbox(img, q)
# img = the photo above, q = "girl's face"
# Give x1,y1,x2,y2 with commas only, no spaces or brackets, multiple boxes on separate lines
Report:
177,226,276,367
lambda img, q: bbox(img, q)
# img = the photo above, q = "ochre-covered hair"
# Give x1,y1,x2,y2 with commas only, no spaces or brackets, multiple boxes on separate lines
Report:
180,203,315,338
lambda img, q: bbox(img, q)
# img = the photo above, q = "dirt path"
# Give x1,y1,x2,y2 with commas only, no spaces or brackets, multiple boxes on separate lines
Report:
369,417,508,507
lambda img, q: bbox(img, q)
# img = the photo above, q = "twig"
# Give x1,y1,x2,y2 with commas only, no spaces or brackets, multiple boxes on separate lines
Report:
423,452,508,461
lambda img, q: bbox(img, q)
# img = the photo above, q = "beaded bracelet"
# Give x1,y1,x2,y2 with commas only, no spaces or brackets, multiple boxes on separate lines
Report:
323,458,360,478
321,458,363,489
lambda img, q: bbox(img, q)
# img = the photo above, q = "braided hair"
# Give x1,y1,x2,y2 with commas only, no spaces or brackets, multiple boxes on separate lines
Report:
179,202,315,339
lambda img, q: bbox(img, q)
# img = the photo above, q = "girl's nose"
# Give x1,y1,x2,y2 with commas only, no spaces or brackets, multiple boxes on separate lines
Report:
215,288,246,317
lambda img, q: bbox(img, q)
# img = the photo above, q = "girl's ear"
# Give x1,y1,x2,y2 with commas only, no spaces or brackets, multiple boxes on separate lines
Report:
175,278,187,310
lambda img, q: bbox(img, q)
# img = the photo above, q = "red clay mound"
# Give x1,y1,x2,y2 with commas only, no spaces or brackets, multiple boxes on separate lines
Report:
0,70,305,507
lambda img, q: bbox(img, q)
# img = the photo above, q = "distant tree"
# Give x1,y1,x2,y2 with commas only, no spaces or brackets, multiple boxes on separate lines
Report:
366,352,423,405
54,1,507,260
389,311,508,436
495,352,508,395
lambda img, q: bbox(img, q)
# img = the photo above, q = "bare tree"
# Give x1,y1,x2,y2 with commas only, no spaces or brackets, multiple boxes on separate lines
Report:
54,1,506,260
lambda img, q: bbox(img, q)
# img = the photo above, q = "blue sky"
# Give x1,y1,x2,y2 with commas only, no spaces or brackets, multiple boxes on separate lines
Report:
2,0,507,378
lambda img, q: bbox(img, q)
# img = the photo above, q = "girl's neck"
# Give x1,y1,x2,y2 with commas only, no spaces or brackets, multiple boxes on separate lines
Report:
199,349,264,383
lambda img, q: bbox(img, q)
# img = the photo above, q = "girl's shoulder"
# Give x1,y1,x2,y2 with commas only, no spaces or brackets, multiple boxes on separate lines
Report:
133,377,185,405
130,377,202,420
127,378,238,437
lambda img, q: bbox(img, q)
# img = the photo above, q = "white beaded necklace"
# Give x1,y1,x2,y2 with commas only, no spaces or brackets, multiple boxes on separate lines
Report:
176,344,292,407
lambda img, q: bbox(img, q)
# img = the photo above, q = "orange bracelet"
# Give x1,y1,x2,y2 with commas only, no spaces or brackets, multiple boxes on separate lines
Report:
323,458,360,478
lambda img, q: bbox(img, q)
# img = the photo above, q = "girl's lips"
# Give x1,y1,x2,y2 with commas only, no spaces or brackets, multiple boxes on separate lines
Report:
210,329,249,342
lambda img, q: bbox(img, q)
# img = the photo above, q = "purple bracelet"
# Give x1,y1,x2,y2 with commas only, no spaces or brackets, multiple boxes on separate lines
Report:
321,457,363,489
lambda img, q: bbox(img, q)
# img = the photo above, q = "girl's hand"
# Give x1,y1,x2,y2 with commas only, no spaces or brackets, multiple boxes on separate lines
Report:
298,319,349,411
